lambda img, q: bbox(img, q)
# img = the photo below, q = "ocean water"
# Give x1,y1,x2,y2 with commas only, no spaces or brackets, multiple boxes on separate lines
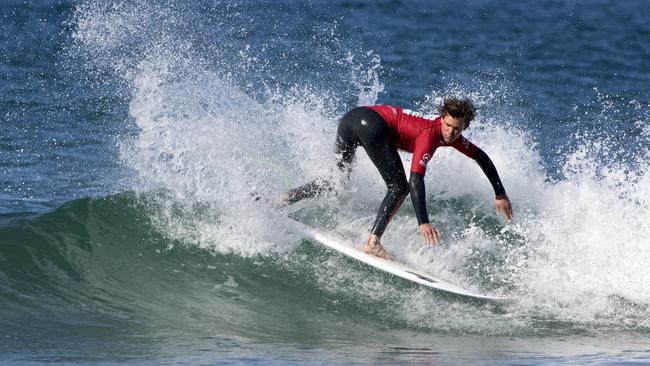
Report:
1,0,650,364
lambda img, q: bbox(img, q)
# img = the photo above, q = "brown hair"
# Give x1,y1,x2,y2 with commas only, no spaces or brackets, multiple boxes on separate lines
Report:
437,97,476,129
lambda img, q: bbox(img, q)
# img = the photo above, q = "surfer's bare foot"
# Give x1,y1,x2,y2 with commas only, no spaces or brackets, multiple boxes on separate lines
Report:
272,193,290,208
363,235,391,260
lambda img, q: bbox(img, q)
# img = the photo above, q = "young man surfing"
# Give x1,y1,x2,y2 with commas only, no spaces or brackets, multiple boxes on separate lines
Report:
278,98,513,259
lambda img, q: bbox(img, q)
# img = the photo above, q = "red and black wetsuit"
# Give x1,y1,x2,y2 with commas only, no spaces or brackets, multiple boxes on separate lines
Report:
288,106,506,237
368,105,478,175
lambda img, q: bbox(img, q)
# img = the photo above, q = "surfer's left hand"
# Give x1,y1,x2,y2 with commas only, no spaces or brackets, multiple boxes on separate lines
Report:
495,194,513,221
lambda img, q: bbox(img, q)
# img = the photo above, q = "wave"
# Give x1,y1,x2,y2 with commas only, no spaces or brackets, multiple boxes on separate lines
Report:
2,189,650,340
0,193,496,334
21,0,648,338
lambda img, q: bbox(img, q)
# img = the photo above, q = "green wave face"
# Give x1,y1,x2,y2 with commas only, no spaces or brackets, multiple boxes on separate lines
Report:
2,192,650,363
0,193,478,357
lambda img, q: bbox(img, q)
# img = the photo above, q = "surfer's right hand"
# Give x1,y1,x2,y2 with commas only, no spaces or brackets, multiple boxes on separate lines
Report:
419,223,439,246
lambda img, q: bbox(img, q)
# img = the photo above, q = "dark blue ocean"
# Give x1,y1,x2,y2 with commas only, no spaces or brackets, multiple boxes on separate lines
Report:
2,0,650,364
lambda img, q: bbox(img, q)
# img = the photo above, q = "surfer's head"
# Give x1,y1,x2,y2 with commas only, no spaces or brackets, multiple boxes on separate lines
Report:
437,97,476,129
438,97,475,143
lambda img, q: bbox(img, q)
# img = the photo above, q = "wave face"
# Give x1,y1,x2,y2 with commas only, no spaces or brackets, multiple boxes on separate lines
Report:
2,0,650,363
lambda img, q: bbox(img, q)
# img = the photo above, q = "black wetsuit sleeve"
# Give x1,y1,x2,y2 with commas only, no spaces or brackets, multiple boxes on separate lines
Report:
472,148,506,196
409,172,429,225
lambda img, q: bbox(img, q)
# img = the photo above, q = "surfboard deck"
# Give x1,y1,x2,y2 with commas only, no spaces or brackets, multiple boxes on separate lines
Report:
286,218,508,302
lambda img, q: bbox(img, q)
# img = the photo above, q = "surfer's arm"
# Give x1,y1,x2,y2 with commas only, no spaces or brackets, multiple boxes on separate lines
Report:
452,137,505,195
409,172,439,245
472,148,513,220
472,148,505,196
409,172,429,224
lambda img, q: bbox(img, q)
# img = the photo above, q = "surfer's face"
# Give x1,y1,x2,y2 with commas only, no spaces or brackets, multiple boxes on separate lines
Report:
441,115,465,143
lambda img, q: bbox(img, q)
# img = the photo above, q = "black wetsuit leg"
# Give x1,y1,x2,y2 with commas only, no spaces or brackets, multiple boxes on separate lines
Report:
287,108,408,238
333,106,366,174
347,108,408,237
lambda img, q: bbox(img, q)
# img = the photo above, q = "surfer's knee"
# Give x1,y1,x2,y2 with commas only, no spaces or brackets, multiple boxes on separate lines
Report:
335,154,354,177
388,178,408,197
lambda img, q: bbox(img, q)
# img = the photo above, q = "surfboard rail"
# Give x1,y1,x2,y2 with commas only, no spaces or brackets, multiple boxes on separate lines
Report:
286,218,508,302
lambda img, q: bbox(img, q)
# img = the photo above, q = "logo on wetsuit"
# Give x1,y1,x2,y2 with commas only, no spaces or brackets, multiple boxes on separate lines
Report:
419,153,431,168
461,137,470,149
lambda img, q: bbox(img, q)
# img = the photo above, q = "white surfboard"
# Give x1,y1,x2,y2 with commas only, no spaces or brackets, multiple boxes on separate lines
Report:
286,218,508,302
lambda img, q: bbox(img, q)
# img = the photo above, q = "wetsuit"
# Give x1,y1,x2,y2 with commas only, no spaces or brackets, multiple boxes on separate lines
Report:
287,105,506,237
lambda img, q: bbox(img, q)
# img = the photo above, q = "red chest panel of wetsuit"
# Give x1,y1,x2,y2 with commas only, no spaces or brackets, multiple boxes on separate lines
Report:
367,105,477,175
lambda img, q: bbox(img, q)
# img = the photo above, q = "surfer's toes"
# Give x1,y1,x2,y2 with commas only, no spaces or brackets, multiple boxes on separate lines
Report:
272,193,290,208
364,243,392,260
377,250,391,260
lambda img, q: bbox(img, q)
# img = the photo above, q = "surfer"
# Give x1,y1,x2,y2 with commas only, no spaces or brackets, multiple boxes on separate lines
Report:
278,98,513,259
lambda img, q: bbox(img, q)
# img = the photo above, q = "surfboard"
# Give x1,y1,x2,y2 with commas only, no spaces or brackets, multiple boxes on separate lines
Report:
286,218,508,302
